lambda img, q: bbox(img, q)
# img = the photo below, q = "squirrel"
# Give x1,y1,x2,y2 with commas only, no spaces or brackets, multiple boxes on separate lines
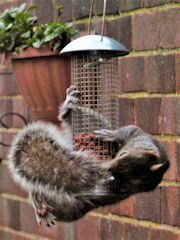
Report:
8,85,169,227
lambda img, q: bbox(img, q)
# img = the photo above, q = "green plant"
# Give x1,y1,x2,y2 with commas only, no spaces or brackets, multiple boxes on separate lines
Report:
0,3,78,56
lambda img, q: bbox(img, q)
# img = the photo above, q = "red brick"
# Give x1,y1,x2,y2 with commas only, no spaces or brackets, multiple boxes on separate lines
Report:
20,201,39,234
0,163,27,198
76,215,99,240
119,56,145,92
119,0,141,12
148,229,161,240
135,188,160,222
124,223,148,240
0,196,20,230
20,200,77,239
159,8,180,49
91,20,109,36
0,230,31,240
54,0,72,21
34,0,53,24
38,218,77,240
161,185,180,226
142,0,172,7
0,73,19,96
132,11,159,50
73,0,92,20
118,98,134,127
161,230,179,240
0,54,11,65
0,66,13,74
94,206,110,215
145,54,175,93
134,97,161,134
74,22,87,34
161,97,180,135
60,222,77,240
0,99,13,127
12,98,28,128
0,65,19,96
95,0,119,15
0,132,16,159
38,221,64,239
148,228,178,240
109,196,134,217
176,142,180,181
160,141,176,180
0,0,33,11
100,219,123,240
107,16,132,51
175,53,180,92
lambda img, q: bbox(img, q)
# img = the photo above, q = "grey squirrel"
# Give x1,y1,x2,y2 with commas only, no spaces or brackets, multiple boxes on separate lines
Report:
8,85,169,227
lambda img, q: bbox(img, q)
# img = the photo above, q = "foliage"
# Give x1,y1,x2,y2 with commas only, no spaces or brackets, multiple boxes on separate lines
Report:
0,3,78,56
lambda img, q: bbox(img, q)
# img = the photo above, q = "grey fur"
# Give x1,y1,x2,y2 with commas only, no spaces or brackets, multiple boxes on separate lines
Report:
8,86,169,226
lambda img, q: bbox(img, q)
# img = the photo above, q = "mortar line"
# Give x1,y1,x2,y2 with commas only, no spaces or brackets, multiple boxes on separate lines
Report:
0,95,23,99
159,180,180,186
88,212,180,233
0,225,54,240
118,92,180,98
74,24,180,60
129,47,180,56
0,127,22,132
0,193,28,203
73,3,180,24
154,135,180,141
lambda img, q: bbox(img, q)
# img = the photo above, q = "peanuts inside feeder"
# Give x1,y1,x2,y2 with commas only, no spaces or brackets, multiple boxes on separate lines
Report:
60,34,129,160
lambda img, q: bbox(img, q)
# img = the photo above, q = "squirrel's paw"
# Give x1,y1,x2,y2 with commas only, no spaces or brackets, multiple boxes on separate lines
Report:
30,192,56,227
59,85,80,120
94,129,117,142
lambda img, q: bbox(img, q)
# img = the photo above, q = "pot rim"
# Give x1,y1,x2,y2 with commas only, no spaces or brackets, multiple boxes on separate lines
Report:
11,47,61,60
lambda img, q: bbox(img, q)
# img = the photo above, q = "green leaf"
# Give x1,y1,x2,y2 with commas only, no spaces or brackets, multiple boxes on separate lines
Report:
32,40,41,48
17,3,26,13
53,41,60,52
0,22,5,30
21,31,31,38
27,5,37,12
0,3,79,55
27,16,37,24
44,33,57,42
6,23,13,29
66,22,73,28
6,39,15,51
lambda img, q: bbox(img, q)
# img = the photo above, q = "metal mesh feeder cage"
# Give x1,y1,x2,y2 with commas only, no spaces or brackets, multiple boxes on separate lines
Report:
60,34,129,160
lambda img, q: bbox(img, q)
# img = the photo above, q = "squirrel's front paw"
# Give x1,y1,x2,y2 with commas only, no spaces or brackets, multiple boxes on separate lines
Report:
66,85,80,98
94,129,117,142
59,85,80,121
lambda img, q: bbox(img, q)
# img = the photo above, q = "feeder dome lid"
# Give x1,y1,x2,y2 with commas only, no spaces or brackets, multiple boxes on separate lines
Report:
60,34,129,56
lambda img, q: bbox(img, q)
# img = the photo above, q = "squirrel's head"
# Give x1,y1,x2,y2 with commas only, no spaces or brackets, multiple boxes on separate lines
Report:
111,145,169,194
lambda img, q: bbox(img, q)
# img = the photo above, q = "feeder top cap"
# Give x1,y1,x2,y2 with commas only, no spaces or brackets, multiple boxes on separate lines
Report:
60,34,129,56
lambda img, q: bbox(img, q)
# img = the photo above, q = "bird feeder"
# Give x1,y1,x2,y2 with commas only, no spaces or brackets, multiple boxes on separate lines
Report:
60,34,129,160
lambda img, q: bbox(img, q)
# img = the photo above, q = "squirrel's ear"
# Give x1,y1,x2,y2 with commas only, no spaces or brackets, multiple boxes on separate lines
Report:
150,163,164,172
145,149,160,158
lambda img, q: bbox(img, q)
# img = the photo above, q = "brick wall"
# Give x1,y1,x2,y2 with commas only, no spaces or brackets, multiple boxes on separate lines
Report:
0,0,180,239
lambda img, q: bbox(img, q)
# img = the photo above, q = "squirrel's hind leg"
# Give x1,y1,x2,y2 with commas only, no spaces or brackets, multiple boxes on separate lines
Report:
29,192,56,227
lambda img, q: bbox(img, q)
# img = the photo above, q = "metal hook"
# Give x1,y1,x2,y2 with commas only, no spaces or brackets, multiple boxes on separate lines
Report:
0,111,29,147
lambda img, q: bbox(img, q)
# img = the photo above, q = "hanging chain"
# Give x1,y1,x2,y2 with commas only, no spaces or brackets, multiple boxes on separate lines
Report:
101,0,107,40
87,0,95,34
88,0,107,38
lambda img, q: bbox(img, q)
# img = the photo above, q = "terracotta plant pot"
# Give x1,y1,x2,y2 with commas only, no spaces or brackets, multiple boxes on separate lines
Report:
11,47,71,124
